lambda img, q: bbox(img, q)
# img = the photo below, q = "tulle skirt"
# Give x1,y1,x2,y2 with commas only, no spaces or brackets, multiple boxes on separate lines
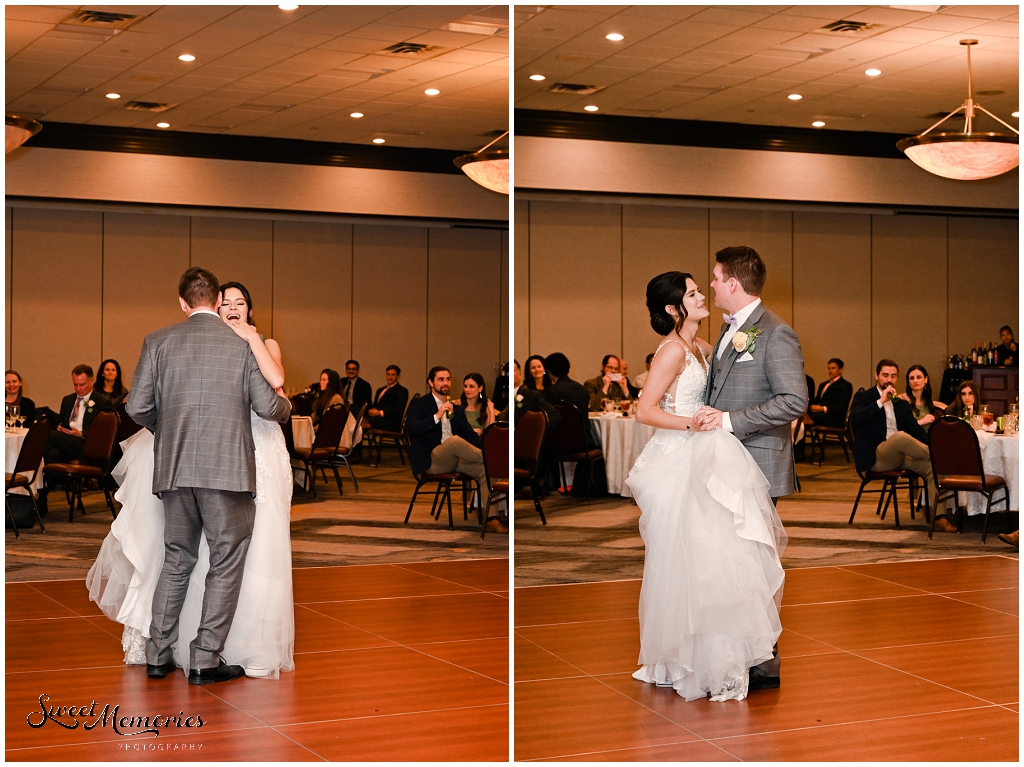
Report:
625,428,786,702
86,424,295,679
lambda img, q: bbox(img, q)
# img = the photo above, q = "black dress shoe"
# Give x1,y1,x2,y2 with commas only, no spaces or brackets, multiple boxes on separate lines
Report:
147,660,177,679
748,667,781,691
188,660,245,685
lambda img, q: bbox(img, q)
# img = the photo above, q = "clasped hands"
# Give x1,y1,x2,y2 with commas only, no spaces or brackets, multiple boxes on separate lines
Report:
692,406,723,431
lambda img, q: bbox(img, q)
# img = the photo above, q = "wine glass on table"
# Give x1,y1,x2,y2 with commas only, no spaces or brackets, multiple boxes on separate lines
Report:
980,404,993,427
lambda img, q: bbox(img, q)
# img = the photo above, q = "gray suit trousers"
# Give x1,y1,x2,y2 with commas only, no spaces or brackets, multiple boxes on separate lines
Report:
147,487,256,669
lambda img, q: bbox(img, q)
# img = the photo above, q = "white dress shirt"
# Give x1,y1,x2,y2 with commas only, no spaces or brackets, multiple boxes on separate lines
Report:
432,393,453,442
69,393,90,432
715,298,762,433
876,386,898,439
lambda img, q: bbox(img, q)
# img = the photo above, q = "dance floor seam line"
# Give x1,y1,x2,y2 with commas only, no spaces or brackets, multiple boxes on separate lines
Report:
272,701,509,730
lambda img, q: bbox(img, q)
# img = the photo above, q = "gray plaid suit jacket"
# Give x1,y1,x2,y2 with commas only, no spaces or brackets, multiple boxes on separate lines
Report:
126,312,291,495
707,302,808,497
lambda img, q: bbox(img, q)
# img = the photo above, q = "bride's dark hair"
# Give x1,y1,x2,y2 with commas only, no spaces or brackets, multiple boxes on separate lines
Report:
219,281,254,325
646,271,695,336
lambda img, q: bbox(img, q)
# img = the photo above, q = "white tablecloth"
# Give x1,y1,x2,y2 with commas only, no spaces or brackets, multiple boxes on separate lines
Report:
933,431,1019,516
292,416,315,451
6,428,42,494
589,413,657,498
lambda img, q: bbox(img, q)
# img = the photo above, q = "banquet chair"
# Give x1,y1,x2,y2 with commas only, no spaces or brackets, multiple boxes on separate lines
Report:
927,415,1010,543
293,404,347,499
847,415,928,530
291,391,316,417
330,403,367,492
279,418,309,493
806,392,854,466
402,422,474,531
42,410,120,523
480,422,509,539
364,395,415,467
5,419,50,537
115,403,144,443
548,403,603,500
514,409,548,524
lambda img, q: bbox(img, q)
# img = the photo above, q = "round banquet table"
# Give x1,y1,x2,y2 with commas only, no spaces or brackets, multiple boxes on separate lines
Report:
291,416,315,451
5,428,42,494
935,430,1019,517
589,413,657,498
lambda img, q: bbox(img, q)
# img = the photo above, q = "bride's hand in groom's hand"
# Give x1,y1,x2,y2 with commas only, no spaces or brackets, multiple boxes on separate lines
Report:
697,407,723,431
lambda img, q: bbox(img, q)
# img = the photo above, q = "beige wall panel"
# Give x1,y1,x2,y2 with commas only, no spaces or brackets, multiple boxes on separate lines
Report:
513,200,531,365
622,205,710,373
272,220,352,392
427,228,504,394
10,208,103,410
189,217,274,327
947,217,1019,357
499,229,509,377
6,207,12,370
352,226,428,397
709,208,794,326
793,212,872,390
871,215,948,378
529,201,621,382
102,213,191,387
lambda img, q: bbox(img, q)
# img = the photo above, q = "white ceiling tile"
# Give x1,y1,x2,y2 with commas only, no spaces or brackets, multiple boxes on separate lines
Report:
6,6,72,24
750,14,835,34
939,6,1021,21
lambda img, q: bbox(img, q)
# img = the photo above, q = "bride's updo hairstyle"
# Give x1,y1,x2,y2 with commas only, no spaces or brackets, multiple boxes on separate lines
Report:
219,281,254,325
646,271,694,336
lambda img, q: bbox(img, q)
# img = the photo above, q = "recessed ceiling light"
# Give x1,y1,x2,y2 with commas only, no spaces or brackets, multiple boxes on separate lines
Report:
278,3,299,9
812,121,826,127
372,138,385,144
178,54,195,62
156,122,170,128
424,88,440,96
788,94,802,101
1014,111,1020,118
584,105,599,112
529,74,545,81
605,33,624,41
865,68,881,76
105,93,120,99
350,112,364,118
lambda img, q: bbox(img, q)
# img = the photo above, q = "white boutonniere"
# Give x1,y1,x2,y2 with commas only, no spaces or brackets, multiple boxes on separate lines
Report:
86,399,96,412
515,393,525,408
730,326,763,357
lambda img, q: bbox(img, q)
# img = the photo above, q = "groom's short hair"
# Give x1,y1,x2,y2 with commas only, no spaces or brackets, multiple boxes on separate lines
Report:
715,246,767,296
179,266,220,309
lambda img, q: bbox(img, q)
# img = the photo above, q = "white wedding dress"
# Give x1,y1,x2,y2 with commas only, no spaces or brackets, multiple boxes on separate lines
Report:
625,340,786,702
86,412,295,679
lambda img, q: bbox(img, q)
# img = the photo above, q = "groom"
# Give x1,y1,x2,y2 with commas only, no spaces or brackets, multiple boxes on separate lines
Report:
127,267,291,684
695,245,807,691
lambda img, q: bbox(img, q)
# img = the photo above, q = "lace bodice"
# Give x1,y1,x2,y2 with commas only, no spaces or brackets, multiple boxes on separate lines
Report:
656,340,709,418
251,410,291,506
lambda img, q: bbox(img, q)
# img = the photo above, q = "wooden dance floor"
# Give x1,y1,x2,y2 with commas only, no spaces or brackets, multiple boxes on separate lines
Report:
6,559,508,761
516,555,1018,761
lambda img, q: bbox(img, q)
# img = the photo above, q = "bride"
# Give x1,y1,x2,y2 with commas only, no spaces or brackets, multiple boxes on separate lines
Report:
86,282,295,679
626,271,786,702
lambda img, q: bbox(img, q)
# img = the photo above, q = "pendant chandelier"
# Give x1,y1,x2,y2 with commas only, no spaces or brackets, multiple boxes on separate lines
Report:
5,115,42,154
454,130,509,194
896,40,1018,181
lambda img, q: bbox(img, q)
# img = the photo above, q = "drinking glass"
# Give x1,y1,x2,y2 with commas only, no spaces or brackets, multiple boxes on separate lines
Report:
10,405,20,430
980,404,993,427
602,399,614,413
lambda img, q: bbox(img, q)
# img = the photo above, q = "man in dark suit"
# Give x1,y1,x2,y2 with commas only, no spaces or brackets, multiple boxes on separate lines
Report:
339,359,372,413
805,358,854,429
406,366,485,491
542,353,591,417
584,354,629,411
44,364,112,465
850,358,946,529
365,365,408,432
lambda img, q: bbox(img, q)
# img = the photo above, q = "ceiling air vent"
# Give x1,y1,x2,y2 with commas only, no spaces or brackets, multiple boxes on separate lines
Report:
820,20,874,34
379,42,444,57
123,101,175,113
546,83,605,95
63,9,142,29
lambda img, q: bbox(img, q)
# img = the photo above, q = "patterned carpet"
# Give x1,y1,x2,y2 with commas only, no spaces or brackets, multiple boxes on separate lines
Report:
5,456,508,583
514,452,1019,587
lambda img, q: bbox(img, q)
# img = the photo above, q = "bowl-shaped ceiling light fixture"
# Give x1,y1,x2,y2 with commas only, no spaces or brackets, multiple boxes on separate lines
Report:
5,115,42,153
454,130,509,194
896,40,1018,181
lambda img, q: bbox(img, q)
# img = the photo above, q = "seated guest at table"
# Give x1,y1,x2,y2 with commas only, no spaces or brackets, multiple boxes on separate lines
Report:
946,380,982,419
584,354,629,411
97,358,130,408
461,372,496,434
44,364,112,464
365,365,408,432
339,359,372,412
632,353,654,390
618,360,641,399
5,369,35,426
898,365,942,432
500,360,561,428
997,325,1018,366
851,359,947,530
803,358,853,429
313,368,343,425
524,355,551,391
543,353,591,416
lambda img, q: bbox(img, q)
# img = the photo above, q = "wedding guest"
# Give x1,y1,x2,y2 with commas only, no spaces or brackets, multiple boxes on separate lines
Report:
996,326,1017,366
461,372,496,434
584,354,628,411
97,358,130,407
543,353,591,416
365,365,408,432
339,359,372,412
500,360,561,428
524,355,551,391
632,353,654,390
313,368,343,425
619,360,641,398
44,364,112,464
803,358,853,428
946,380,982,419
898,365,942,432
850,359,947,530
5,370,35,426
492,362,509,412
